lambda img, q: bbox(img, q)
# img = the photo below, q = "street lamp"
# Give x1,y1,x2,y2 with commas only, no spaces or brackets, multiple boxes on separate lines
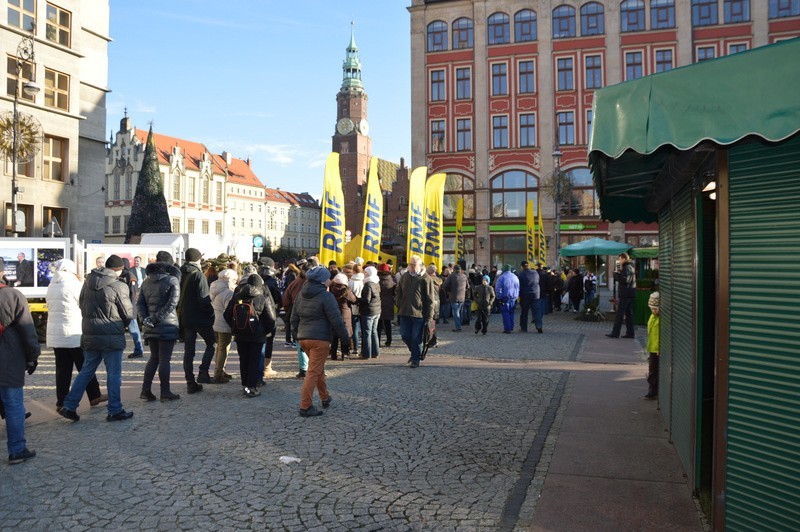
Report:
552,147,563,266
10,29,41,237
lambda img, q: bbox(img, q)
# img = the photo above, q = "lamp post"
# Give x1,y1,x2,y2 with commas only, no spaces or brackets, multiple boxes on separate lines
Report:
552,147,563,267
9,29,41,237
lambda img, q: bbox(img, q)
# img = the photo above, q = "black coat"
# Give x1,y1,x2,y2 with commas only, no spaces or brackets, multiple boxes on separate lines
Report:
137,262,181,341
0,284,41,388
224,281,276,343
359,281,381,317
177,262,214,329
378,272,396,320
79,268,133,351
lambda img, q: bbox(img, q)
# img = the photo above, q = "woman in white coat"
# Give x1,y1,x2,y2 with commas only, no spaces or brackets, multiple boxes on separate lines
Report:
45,259,107,410
210,268,238,383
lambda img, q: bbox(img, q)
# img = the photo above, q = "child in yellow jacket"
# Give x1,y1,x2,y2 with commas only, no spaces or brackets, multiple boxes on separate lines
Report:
645,291,660,399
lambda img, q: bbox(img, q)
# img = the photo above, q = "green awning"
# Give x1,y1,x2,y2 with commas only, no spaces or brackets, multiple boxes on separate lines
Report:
560,237,632,257
589,38,800,223
630,246,659,259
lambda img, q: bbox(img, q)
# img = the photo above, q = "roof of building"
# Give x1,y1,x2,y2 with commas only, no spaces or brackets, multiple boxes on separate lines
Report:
264,187,319,208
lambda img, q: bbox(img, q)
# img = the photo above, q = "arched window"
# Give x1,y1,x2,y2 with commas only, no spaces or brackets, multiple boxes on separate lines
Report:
514,9,537,42
552,5,576,38
113,170,120,200
651,0,676,29
562,167,599,217
487,12,510,45
490,170,539,219
452,18,474,49
427,20,447,52
125,167,133,199
202,174,210,204
580,2,605,35
621,0,646,32
172,170,181,201
443,173,475,221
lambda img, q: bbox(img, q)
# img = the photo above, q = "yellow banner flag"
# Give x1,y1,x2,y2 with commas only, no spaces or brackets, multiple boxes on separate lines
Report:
319,153,346,267
526,199,536,263
455,197,465,263
422,173,447,272
360,157,383,264
538,197,547,265
406,167,428,263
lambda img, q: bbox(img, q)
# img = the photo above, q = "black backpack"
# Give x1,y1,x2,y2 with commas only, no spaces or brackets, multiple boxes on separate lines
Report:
232,298,257,334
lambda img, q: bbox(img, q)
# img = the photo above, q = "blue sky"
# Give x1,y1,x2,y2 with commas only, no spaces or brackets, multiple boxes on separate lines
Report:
108,1,411,196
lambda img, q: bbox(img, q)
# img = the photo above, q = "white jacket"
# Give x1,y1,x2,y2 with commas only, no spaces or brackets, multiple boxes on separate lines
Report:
45,270,84,348
210,278,235,333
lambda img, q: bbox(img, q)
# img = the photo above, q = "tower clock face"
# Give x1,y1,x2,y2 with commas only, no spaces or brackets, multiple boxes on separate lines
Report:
337,118,354,135
357,119,369,136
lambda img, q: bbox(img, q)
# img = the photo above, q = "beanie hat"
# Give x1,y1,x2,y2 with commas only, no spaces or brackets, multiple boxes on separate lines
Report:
247,273,264,287
364,266,377,277
378,263,391,273
502,264,511,272
105,254,125,270
185,248,202,262
648,291,660,310
483,275,491,284
259,257,275,268
333,273,348,285
306,266,330,284
55,258,77,273
156,251,174,264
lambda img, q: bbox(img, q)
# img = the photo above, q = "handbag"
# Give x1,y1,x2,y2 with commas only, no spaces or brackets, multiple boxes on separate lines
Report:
471,300,478,312
561,292,569,305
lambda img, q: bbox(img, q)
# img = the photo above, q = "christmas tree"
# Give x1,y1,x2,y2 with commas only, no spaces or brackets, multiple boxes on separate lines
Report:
125,125,171,243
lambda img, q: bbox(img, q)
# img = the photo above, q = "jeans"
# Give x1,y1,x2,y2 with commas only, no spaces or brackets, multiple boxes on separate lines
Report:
214,332,233,379
0,387,27,455
451,301,464,330
378,319,393,345
585,290,596,307
519,295,537,332
536,299,546,330
439,302,451,323
611,294,635,337
54,347,101,407
297,343,309,371
399,316,425,363
360,314,380,357
143,340,175,395
64,349,123,416
298,339,331,409
462,299,472,324
500,300,516,332
183,325,216,381
351,314,361,352
237,341,263,389
128,318,144,355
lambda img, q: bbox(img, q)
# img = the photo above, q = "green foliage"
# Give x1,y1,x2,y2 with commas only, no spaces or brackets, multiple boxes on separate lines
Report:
125,126,171,243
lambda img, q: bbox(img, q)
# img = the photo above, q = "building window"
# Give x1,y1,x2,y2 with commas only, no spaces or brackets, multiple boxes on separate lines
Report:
491,63,508,96
724,0,750,22
492,116,509,148
215,221,222,235
655,49,674,72
202,177,210,204
456,118,472,151
518,60,536,94
557,112,575,145
44,68,69,111
456,67,471,99
113,172,121,200
585,55,603,89
728,43,748,54
490,235,527,269
443,174,475,221
8,0,35,30
452,18,474,49
586,109,594,145
172,172,181,201
430,69,445,101
557,58,574,91
770,0,800,18
215,181,223,204
625,51,644,79
563,168,599,216
697,46,716,61
621,0,646,32
427,21,447,52
43,206,67,236
187,219,195,233
187,176,195,203
43,135,65,181
490,170,539,219
519,114,536,147
488,12,510,45
514,9,537,42
112,216,120,234
200,220,208,234
7,57,36,102
693,0,719,26
172,218,180,233
104,176,109,202
45,3,71,47
651,0,676,29
431,120,445,152
552,5,576,38
580,2,605,35
125,169,133,199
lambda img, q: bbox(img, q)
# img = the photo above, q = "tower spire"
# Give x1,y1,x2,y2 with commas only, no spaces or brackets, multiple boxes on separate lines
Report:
341,21,363,92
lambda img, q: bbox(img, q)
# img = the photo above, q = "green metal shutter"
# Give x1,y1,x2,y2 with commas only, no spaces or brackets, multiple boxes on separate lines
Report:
658,209,673,423
726,135,800,530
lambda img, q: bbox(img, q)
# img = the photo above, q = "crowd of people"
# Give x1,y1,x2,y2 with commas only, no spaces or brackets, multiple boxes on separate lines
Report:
1,245,617,465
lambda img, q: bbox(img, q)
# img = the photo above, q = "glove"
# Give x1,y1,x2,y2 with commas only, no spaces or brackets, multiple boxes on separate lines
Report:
27,360,38,375
143,316,155,328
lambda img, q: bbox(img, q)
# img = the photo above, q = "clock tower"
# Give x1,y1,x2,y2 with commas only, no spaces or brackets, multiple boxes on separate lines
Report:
332,23,372,240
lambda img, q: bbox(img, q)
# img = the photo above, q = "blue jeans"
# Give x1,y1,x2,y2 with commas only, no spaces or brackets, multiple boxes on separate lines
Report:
519,295,538,331
500,300,516,332
0,387,27,455
585,290,596,307
360,315,380,357
462,299,472,323
128,318,144,355
399,316,425,363
297,343,309,371
439,301,451,323
351,314,361,352
451,301,464,330
64,349,123,415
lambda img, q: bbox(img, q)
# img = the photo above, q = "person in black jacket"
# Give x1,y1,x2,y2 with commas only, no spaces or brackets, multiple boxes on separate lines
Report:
258,257,282,380
359,266,382,358
607,253,637,339
177,248,216,392
567,269,584,313
137,258,182,402
224,274,276,398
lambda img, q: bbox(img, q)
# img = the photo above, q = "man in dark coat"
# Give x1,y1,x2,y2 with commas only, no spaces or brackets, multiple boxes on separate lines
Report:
517,261,541,333
607,253,637,339
14,252,34,287
257,257,281,379
0,257,40,464
177,248,216,392
58,255,134,423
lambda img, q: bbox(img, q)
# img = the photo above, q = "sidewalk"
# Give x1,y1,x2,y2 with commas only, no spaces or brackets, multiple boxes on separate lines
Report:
530,324,706,531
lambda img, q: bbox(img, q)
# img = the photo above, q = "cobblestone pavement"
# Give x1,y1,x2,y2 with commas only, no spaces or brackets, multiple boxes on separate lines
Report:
2,307,642,531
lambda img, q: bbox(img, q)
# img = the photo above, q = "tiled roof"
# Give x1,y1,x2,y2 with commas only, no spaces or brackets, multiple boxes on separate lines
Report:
264,187,319,208
220,156,263,188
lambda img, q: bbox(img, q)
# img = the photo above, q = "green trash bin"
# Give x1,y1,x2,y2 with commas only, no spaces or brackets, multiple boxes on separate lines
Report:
634,288,652,326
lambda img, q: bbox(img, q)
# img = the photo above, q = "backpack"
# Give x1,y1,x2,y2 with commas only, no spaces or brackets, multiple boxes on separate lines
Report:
231,298,258,334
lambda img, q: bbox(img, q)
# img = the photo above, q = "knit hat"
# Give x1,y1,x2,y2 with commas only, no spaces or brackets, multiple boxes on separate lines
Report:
648,291,660,311
185,248,202,262
259,257,275,268
217,268,239,283
156,251,174,264
483,275,491,284
502,264,511,272
333,273,348,285
247,273,264,287
105,254,125,270
378,263,391,273
55,258,77,273
306,266,330,284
